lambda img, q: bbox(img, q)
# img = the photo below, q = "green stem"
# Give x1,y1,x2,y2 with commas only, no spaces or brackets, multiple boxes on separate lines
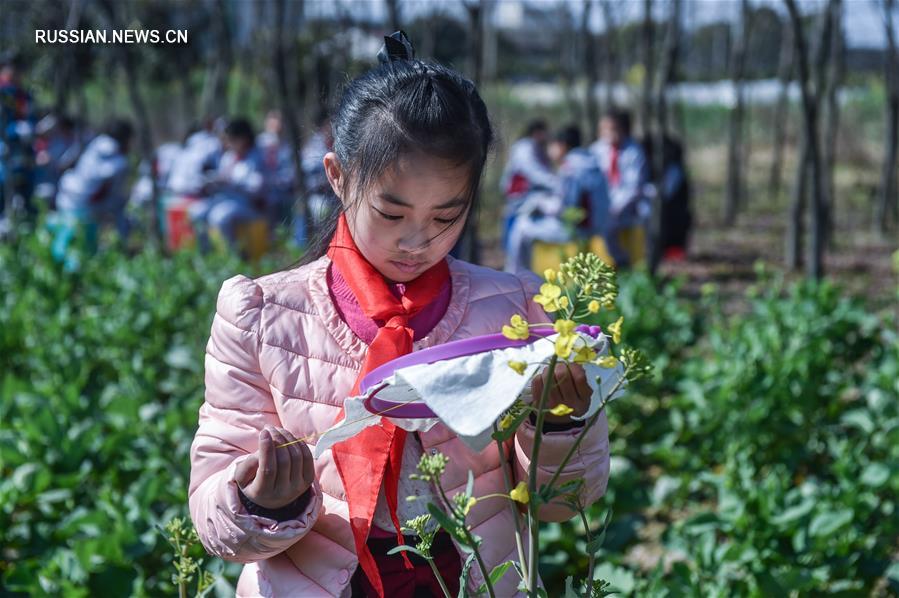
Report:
577,506,595,598
527,353,559,597
178,541,188,598
542,374,627,495
494,424,530,588
434,480,497,598
427,556,453,598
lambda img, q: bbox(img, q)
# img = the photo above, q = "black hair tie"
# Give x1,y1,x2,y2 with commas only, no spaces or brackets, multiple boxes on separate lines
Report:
377,30,415,64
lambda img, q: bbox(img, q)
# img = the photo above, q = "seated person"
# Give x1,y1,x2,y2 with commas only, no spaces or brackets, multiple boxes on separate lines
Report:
55,119,133,243
498,119,558,252
167,118,223,197
257,109,296,231
33,113,81,209
589,108,649,268
549,124,610,241
189,118,265,253
504,125,610,273
642,134,692,261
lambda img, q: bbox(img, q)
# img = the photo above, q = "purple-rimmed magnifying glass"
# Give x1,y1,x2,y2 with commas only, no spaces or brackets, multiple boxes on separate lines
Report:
360,327,556,418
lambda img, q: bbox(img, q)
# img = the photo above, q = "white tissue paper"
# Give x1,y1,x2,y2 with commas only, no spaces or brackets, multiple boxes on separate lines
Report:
313,331,627,457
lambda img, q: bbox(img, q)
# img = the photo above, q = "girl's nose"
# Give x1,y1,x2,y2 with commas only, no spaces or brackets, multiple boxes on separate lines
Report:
396,225,430,253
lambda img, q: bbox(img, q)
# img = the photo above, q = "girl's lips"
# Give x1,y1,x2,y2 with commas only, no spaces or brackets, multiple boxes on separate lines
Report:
390,260,426,273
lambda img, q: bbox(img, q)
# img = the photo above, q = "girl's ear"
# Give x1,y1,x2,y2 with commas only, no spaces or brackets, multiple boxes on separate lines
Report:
322,152,347,206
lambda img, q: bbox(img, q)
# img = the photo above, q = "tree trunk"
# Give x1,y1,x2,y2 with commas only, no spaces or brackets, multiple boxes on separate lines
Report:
785,0,826,279
97,0,162,246
877,0,899,234
54,0,83,113
821,0,843,246
655,0,682,141
809,0,836,259
459,0,486,264
582,0,600,142
878,93,899,233
724,0,750,227
639,0,654,138
786,133,808,270
482,1,498,82
385,0,401,32
274,0,307,246
599,0,619,112
768,19,793,201
560,5,583,128
200,0,233,118
648,0,682,275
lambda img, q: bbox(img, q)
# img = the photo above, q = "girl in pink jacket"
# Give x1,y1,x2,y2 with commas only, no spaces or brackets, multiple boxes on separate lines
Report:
189,32,610,598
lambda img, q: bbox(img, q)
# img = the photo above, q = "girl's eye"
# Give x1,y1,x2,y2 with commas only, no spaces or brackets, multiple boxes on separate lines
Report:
374,207,402,221
435,212,464,225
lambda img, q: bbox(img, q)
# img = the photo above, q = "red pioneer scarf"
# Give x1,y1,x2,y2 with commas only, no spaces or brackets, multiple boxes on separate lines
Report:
327,214,450,597
609,144,621,187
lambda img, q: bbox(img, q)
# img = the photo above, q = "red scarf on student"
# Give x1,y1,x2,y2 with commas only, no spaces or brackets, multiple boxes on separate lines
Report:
609,144,621,187
327,214,450,597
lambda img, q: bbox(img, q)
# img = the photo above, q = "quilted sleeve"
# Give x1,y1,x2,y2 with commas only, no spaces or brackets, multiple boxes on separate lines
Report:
188,275,322,563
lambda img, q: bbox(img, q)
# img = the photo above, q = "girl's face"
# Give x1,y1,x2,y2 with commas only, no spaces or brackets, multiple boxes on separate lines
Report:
324,152,471,283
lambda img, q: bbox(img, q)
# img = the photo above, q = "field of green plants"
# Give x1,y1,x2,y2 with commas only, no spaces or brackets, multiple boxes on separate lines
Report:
1,225,898,596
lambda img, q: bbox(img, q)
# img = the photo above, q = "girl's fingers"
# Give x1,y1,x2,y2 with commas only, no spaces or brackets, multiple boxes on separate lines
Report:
299,440,314,490
573,368,591,402
268,427,292,491
281,429,303,488
257,428,276,492
553,365,578,405
234,454,259,488
531,370,544,402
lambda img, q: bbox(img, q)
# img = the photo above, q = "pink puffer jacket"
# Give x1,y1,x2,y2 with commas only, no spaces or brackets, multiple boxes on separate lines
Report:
189,256,610,597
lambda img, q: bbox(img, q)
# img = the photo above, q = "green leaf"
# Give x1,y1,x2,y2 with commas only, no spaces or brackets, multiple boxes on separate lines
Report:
465,470,475,499
841,410,874,434
860,462,890,488
427,504,469,546
386,545,429,560
593,563,635,594
586,509,613,555
771,499,815,527
457,553,477,598
489,561,513,586
808,509,854,538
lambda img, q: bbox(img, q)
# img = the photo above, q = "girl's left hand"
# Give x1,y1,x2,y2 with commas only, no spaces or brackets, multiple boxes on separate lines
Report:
531,362,592,424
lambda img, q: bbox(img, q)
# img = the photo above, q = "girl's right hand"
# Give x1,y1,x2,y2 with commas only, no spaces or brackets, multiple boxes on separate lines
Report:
234,426,314,510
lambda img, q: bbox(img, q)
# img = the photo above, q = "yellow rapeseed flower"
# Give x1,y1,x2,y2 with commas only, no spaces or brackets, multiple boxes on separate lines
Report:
508,360,527,375
588,300,600,314
595,355,619,368
539,283,561,299
543,268,557,283
549,403,574,417
502,314,530,340
498,413,514,431
554,319,576,335
608,316,624,344
555,334,577,359
510,481,530,504
573,345,597,364
534,283,566,313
